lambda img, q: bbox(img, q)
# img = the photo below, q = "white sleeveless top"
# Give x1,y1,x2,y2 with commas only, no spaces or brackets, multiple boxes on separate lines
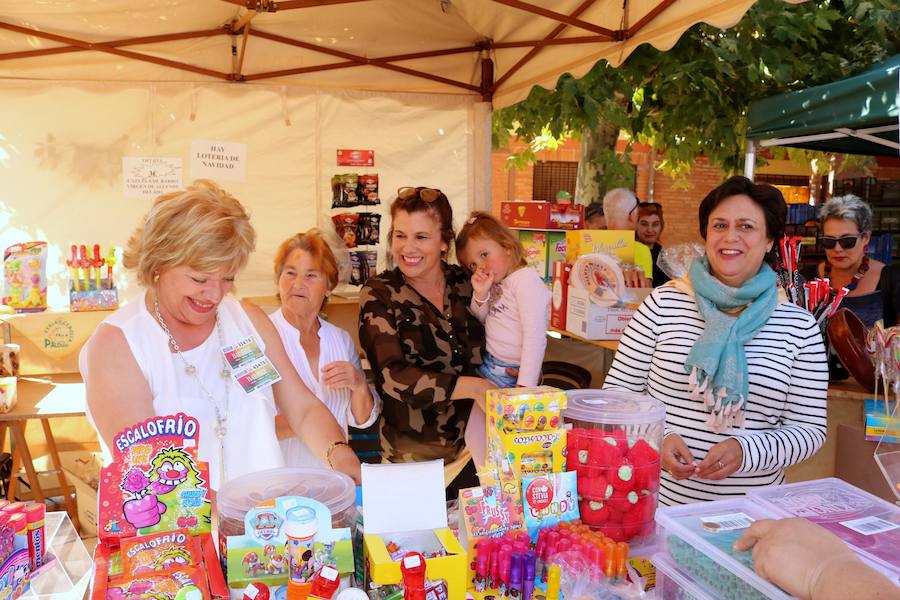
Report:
79,291,285,490
269,310,380,468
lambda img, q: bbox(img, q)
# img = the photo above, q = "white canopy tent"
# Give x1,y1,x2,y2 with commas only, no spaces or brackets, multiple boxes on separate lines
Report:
0,0,794,302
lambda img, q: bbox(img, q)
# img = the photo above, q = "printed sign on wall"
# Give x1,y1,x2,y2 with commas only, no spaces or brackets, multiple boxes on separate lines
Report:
122,157,183,198
190,140,246,182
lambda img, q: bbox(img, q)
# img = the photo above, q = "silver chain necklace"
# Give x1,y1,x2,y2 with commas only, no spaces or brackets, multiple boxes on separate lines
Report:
153,296,230,484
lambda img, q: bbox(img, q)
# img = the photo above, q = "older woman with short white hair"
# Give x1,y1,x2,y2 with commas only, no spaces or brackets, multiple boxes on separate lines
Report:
270,229,380,468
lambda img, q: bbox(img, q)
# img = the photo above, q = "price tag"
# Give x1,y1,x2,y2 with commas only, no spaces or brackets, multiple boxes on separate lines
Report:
700,512,755,532
840,516,900,536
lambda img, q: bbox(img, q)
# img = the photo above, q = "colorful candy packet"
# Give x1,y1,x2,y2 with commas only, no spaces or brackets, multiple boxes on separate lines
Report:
121,528,202,575
105,566,210,599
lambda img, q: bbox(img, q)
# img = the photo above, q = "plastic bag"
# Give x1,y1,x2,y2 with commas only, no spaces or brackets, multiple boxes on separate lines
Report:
657,242,705,280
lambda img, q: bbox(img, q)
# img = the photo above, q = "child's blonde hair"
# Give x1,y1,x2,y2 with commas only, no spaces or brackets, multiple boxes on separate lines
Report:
455,211,527,271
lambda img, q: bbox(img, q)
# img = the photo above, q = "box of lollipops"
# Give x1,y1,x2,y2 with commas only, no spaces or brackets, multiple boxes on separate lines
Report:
89,413,228,599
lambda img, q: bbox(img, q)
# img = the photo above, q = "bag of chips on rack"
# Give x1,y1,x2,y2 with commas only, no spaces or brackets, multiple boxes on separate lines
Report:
332,213,360,248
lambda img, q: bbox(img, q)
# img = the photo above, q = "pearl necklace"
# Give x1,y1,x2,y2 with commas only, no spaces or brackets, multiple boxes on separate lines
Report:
153,297,230,485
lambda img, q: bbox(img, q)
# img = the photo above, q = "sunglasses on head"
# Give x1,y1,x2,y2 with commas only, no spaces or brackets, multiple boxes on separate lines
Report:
628,197,641,215
397,186,443,203
819,234,862,250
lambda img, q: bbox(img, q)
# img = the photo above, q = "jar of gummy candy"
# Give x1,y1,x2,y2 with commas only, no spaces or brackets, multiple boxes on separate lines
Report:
564,389,665,543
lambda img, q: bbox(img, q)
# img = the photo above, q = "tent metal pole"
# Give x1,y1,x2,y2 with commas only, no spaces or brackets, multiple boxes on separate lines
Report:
744,139,756,181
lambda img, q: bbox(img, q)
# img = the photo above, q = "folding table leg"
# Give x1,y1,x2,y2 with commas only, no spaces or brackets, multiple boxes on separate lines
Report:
7,440,19,501
41,418,79,530
11,420,44,504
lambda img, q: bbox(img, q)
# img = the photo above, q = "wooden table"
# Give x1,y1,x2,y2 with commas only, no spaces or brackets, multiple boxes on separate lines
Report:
0,373,84,529
548,326,619,352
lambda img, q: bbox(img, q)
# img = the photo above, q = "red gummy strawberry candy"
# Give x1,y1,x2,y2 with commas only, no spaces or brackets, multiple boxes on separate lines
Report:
622,511,644,539
632,463,659,492
580,499,609,526
630,495,656,522
581,475,611,500
609,458,636,492
607,490,639,513
606,506,624,524
605,429,630,454
588,435,619,466
600,523,627,542
627,438,660,466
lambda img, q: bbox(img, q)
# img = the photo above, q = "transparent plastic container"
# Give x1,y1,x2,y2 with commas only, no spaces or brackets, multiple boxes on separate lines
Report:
652,552,716,600
655,497,791,600
217,466,357,538
563,389,665,542
748,477,900,582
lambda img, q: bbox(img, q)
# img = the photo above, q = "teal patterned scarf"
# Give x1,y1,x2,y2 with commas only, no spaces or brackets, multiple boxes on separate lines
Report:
685,256,778,432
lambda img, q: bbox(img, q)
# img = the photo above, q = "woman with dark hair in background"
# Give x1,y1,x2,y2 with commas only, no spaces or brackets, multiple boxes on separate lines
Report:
635,201,670,286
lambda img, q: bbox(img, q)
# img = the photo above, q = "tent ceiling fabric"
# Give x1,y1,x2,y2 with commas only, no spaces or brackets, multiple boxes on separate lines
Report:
0,0,793,108
746,54,900,156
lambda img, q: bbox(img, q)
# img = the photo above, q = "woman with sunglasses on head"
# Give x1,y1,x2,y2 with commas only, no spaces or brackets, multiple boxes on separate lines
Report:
801,195,900,328
358,187,494,498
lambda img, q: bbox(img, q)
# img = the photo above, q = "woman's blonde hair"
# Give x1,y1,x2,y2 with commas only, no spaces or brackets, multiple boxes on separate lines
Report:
455,211,527,270
123,180,256,286
273,229,339,308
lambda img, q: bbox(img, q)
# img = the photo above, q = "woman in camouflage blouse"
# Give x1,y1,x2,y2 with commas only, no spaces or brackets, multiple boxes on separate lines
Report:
359,187,495,495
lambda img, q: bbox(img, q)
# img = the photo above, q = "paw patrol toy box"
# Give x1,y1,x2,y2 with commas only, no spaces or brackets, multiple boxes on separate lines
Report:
224,496,353,593
89,413,227,600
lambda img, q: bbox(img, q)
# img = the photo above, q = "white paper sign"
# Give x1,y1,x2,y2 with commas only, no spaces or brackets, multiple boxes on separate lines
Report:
361,460,447,534
190,139,246,182
122,157,183,198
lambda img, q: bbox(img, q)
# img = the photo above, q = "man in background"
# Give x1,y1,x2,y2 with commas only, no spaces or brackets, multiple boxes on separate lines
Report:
602,188,653,285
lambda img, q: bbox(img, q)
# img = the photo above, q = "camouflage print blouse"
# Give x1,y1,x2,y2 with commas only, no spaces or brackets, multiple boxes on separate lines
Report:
358,263,485,463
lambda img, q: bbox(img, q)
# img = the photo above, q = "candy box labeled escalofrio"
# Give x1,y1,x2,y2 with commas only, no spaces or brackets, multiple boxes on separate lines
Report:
97,413,211,542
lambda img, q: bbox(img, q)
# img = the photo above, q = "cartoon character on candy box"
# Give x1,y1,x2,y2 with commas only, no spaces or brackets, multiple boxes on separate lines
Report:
120,447,204,530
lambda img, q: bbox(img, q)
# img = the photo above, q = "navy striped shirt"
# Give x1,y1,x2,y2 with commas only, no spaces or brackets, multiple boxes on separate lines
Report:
603,285,828,506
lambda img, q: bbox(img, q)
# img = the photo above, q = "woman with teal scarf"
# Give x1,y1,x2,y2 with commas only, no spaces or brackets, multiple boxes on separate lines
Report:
603,176,828,506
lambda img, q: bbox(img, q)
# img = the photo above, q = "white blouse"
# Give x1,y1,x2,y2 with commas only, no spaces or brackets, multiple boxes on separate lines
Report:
80,292,284,491
270,309,381,468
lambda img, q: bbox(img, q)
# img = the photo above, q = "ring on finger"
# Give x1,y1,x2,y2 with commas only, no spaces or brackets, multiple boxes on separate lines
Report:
717,459,725,470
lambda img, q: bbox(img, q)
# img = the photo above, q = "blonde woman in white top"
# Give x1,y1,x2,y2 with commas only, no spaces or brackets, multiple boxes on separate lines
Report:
270,230,380,467
80,181,361,490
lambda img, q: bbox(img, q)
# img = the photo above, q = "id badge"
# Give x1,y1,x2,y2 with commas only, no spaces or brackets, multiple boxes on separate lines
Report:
221,336,282,395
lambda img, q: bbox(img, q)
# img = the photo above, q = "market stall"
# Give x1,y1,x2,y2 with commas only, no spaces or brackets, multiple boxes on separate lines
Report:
5,1,894,599
744,53,900,177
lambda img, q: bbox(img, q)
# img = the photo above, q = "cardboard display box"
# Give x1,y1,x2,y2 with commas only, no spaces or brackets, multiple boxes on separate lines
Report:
501,202,583,230
565,287,635,341
519,230,566,282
